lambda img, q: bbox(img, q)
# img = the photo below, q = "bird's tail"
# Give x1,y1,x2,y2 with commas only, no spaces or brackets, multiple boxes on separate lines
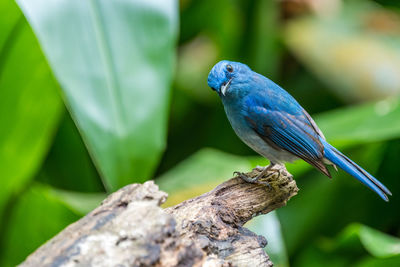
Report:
322,140,391,201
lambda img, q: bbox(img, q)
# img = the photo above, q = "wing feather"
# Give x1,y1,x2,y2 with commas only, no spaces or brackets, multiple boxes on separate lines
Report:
243,97,331,177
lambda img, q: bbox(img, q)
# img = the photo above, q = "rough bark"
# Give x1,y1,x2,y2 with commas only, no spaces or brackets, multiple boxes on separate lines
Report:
19,165,298,267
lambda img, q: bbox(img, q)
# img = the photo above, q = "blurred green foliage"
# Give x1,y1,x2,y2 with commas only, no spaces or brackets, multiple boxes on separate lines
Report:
18,0,179,190
0,0,399,266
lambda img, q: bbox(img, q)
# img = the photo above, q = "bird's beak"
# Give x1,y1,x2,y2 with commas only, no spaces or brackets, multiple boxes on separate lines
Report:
221,78,232,96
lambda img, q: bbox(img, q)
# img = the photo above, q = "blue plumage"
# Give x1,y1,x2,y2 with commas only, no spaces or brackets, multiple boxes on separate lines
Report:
207,60,391,201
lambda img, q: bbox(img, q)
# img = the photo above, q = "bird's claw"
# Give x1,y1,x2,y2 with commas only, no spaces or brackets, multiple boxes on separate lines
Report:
233,171,272,189
233,171,247,180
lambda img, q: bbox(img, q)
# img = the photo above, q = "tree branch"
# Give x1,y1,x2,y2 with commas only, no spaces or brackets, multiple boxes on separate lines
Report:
19,165,298,267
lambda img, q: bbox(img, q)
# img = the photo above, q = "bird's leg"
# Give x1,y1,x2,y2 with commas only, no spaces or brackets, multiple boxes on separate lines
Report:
253,165,265,172
254,163,276,179
234,162,277,188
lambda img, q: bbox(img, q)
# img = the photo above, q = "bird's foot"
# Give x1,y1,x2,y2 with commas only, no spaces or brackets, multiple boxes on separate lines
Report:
233,171,271,188
252,165,265,172
252,164,276,173
234,163,282,189
234,166,279,189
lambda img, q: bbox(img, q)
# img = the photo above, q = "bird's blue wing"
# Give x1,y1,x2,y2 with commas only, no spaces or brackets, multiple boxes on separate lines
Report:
243,94,331,176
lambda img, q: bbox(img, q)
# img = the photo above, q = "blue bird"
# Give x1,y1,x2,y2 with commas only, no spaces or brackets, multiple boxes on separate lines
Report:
207,60,391,201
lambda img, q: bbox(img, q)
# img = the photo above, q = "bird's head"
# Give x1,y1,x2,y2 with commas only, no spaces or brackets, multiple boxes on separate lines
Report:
207,60,252,97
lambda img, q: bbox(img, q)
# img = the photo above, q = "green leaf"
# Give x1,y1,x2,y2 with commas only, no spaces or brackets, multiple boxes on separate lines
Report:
316,98,400,147
51,188,106,215
356,255,400,267
295,244,352,267
17,0,179,190
157,148,251,206
289,223,400,266
0,1,62,216
0,184,81,266
38,113,105,193
328,223,400,255
0,0,21,50
355,223,400,258
312,223,400,267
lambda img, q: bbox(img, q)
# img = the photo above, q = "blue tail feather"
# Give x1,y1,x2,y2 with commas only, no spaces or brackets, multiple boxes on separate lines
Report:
322,140,391,201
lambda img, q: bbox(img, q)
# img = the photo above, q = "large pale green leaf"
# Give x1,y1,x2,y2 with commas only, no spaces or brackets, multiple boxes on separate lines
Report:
0,1,20,49
0,1,62,217
0,184,81,266
17,0,179,190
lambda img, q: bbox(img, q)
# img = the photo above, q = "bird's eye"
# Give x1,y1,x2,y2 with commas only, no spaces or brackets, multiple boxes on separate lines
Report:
226,64,234,73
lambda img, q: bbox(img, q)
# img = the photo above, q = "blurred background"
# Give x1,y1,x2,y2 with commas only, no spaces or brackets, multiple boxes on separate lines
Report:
1,0,400,266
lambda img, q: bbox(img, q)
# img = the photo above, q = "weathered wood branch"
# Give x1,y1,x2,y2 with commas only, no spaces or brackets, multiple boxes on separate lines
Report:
20,165,298,267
